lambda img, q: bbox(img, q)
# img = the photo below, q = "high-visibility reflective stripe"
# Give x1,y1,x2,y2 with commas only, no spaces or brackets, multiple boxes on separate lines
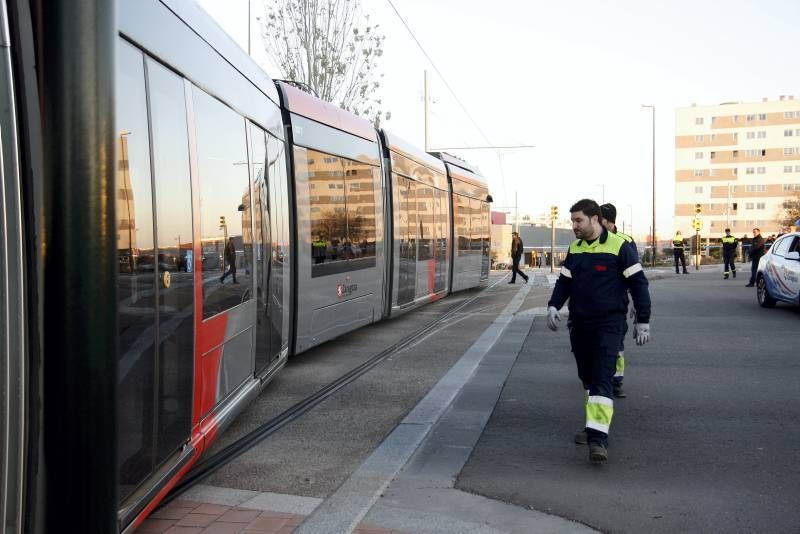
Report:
560,266,572,278
615,354,625,377
623,263,643,278
586,396,614,435
586,421,610,433
588,395,613,407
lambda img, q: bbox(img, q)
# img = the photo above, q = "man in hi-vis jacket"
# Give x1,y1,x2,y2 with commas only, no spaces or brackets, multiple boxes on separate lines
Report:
546,199,652,464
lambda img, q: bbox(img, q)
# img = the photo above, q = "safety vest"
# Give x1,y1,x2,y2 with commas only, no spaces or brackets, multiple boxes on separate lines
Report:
722,235,736,253
673,235,685,250
616,231,633,244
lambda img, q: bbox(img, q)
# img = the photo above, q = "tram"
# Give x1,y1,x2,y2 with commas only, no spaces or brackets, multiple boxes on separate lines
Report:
0,1,491,532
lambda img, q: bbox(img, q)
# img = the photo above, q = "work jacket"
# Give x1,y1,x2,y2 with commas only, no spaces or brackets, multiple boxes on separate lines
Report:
548,229,651,324
722,235,738,255
672,235,685,251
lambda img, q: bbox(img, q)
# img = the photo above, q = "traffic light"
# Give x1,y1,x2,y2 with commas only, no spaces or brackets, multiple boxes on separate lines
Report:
550,205,558,220
694,203,702,214
219,215,226,228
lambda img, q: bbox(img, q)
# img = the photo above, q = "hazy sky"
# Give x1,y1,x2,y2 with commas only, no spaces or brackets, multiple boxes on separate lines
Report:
198,0,799,238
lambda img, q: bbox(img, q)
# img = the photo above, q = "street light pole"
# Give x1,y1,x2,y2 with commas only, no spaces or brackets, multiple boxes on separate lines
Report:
642,104,656,267
595,183,605,204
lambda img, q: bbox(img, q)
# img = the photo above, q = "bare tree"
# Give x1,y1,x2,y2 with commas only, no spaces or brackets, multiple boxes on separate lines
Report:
778,192,800,229
260,0,389,126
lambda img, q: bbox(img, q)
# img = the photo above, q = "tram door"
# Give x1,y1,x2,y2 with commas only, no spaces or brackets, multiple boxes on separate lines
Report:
396,176,416,306
250,123,286,374
116,44,194,501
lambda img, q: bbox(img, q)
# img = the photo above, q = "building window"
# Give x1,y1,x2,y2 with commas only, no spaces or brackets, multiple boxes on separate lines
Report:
796,165,800,172
796,129,800,136
756,202,766,209
693,169,704,177
731,185,738,193
746,114,755,121
695,134,704,142
785,129,794,137
694,186,703,194
695,152,703,159
746,167,755,175
711,134,716,141
709,169,717,176
733,168,738,175
785,165,793,173
733,115,739,123
710,151,716,159
784,147,797,155
711,116,717,124
758,113,767,120
746,185,756,192
746,131,755,139
695,117,704,125
757,184,767,192
746,202,754,209
757,166,766,174
757,130,767,138
733,132,738,141
784,111,796,119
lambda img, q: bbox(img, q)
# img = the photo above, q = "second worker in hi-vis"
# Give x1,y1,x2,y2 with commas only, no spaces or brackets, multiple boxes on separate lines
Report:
546,199,652,464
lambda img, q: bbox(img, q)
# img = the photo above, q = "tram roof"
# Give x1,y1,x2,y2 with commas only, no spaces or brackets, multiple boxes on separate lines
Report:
276,81,378,144
381,130,446,175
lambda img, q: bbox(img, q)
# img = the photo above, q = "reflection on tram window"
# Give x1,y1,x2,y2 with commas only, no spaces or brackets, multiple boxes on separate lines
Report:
417,184,434,261
192,86,253,320
455,194,470,254
470,197,483,251
306,149,377,269
116,40,157,502
147,58,195,461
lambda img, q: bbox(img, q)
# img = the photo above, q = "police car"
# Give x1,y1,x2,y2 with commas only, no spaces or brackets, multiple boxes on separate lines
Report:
756,231,800,308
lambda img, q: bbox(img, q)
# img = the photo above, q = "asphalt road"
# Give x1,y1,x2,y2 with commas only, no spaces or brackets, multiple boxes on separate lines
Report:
457,268,800,533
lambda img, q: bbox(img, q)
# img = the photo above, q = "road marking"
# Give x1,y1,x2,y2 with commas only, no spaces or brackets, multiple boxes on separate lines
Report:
294,283,531,534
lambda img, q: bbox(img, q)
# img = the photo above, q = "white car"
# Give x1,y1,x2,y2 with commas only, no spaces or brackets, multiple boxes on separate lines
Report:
756,232,800,307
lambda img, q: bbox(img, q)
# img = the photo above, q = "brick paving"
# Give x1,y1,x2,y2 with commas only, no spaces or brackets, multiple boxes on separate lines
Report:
137,499,403,534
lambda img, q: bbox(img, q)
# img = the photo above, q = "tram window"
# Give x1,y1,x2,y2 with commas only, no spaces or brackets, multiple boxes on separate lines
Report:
116,41,157,502
344,159,377,259
481,202,490,248
192,86,253,320
417,184,434,261
147,58,195,461
470,198,483,251
455,194,470,253
306,148,378,274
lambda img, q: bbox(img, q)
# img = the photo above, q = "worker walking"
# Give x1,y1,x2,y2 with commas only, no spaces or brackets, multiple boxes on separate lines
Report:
746,228,766,287
600,203,635,398
509,231,529,284
547,199,652,464
673,231,688,274
721,228,738,279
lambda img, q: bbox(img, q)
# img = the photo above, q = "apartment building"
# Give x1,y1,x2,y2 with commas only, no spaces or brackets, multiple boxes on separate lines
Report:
675,96,800,238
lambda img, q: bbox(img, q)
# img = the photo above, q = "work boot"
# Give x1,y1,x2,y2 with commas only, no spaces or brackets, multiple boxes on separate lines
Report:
732,270,736,278
724,274,729,280
574,430,588,445
613,383,626,398
589,442,608,464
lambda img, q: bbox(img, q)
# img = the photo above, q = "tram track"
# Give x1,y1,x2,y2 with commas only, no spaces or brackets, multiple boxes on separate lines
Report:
160,274,509,507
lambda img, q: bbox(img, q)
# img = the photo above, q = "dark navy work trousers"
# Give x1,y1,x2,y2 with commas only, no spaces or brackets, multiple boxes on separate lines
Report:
569,315,626,446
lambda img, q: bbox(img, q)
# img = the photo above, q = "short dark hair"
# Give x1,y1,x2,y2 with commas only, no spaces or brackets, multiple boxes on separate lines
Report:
725,228,730,232
570,198,601,220
600,203,617,223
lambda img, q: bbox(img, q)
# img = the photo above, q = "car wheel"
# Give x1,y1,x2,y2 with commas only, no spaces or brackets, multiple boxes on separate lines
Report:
757,274,776,308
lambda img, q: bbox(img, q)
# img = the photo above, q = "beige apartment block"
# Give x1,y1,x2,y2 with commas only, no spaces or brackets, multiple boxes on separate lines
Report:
675,96,800,238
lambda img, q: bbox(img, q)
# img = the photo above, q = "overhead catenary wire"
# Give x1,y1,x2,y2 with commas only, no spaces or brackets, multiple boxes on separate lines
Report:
384,0,509,203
